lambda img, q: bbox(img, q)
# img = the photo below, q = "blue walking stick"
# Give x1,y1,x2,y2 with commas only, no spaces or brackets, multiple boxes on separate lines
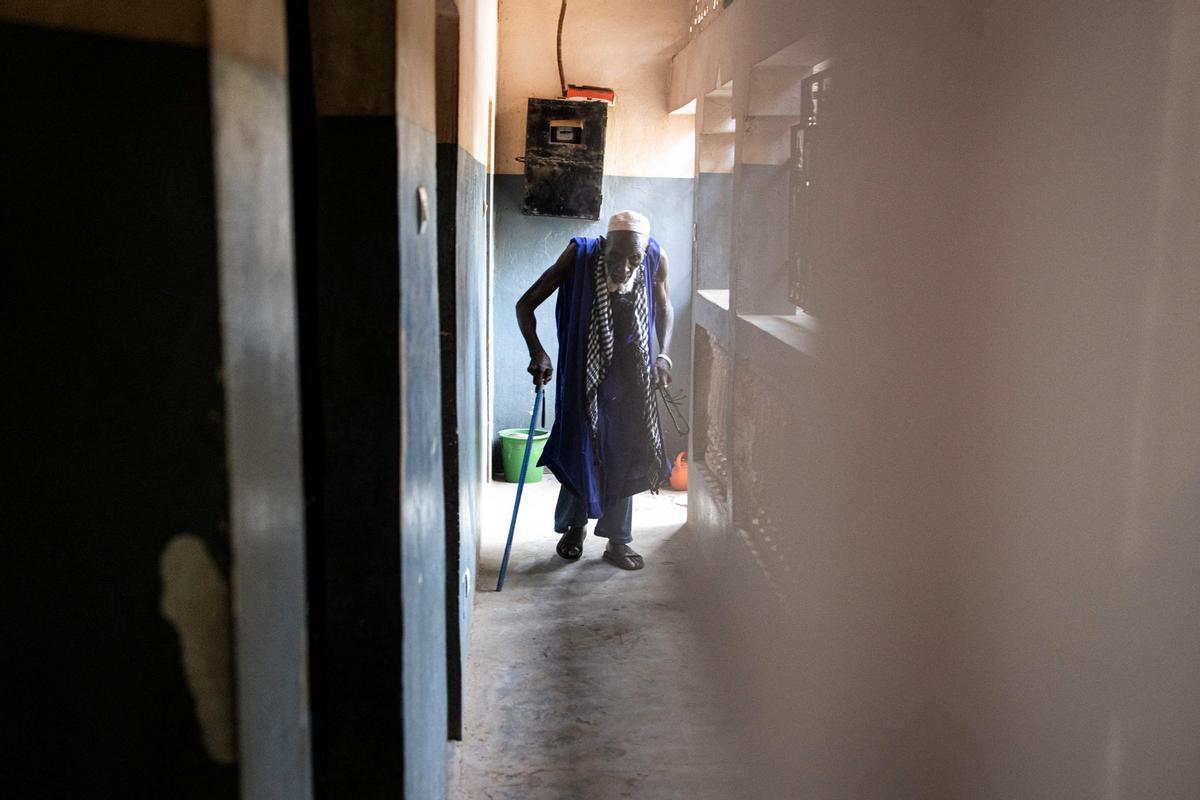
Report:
497,383,544,591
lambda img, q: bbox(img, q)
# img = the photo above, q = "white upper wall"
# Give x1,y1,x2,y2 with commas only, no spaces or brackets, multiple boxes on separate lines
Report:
457,0,498,165
496,0,695,178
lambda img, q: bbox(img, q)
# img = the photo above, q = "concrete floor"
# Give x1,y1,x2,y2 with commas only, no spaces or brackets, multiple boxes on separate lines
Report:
450,476,744,800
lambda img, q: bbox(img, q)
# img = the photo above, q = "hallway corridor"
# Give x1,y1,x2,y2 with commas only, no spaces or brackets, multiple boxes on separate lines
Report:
8,0,1200,795
451,479,742,799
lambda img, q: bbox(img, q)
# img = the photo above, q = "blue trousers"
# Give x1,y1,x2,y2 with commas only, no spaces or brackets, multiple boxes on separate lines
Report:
554,485,634,544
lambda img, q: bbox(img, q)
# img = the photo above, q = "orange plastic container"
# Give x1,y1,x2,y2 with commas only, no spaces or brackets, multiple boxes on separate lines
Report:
669,451,688,491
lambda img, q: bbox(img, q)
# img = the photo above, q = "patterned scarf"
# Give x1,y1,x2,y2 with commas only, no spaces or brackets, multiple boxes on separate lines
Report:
585,246,667,493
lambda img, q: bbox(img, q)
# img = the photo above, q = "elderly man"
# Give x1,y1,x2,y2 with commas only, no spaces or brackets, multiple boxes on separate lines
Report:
515,211,674,570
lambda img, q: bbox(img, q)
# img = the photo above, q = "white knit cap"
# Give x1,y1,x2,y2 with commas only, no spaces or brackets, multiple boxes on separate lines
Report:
607,210,650,237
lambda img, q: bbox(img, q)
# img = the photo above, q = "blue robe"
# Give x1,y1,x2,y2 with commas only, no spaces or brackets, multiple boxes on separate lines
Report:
538,236,670,519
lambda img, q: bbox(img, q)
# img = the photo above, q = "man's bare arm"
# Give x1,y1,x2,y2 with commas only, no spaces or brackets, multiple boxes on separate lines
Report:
516,240,576,386
653,249,675,389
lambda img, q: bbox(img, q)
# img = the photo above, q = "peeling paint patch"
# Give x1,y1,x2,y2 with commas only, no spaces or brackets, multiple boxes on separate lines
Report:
159,534,236,765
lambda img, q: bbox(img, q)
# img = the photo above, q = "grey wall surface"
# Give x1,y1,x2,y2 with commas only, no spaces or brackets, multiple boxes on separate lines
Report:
211,37,314,800
493,174,695,469
3,10,313,795
690,0,1200,797
296,2,448,795
294,2,447,796
457,149,487,723
438,143,487,739
696,172,733,290
733,163,790,314
397,110,450,800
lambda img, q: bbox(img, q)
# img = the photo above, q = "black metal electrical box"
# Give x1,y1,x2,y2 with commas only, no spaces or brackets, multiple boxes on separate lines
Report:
521,98,608,220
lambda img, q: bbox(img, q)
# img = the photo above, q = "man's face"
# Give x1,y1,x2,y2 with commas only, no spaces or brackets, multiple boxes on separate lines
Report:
604,230,647,284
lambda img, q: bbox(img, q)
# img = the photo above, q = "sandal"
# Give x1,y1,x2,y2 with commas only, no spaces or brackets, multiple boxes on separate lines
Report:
555,526,586,561
602,543,644,571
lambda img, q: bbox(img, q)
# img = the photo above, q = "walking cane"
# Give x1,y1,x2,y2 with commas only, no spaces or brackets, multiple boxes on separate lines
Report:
496,381,544,591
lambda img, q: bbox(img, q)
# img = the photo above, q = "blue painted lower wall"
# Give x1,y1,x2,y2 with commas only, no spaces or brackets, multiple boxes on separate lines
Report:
492,173,695,472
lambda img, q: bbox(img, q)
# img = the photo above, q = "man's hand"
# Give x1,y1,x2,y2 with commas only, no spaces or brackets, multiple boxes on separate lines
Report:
528,351,553,386
654,356,672,390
